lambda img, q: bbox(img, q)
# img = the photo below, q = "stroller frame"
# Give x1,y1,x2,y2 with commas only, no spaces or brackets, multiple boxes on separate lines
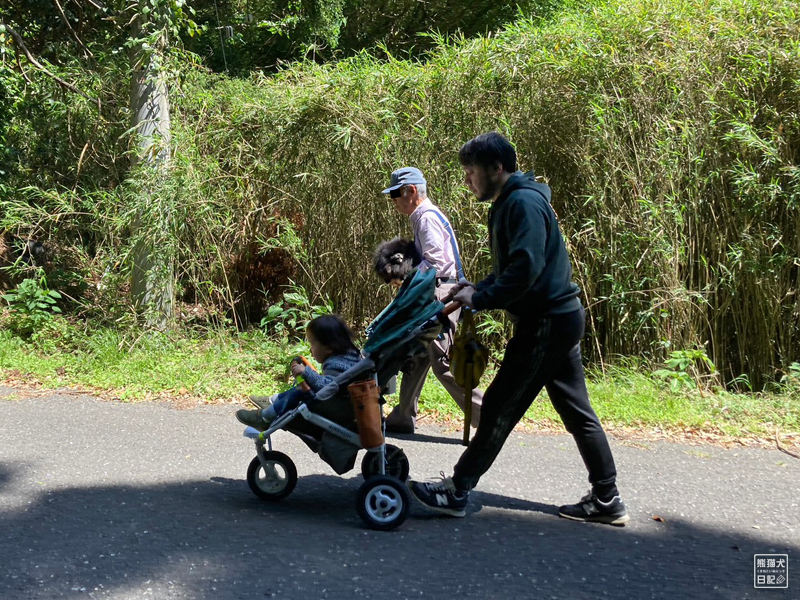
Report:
242,362,413,530
241,268,450,530
244,403,365,455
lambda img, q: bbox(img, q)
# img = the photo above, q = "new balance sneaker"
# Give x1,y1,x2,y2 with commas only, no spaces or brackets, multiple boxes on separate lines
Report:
558,490,629,526
408,474,469,517
236,408,272,431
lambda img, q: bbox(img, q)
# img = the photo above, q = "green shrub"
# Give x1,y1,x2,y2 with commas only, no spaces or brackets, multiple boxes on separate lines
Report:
160,0,799,386
1,275,62,338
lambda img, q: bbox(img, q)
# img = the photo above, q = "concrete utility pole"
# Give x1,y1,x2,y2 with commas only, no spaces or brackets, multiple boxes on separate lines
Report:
129,0,174,328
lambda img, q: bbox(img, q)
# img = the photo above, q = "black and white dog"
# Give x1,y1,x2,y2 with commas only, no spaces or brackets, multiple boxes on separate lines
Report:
372,237,421,285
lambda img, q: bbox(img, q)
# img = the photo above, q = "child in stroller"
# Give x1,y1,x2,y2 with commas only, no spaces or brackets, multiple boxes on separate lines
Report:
236,314,361,430
239,268,451,530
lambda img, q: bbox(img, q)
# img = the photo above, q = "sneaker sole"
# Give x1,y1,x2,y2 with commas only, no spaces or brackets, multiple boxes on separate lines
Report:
236,416,268,430
408,485,466,517
558,512,629,526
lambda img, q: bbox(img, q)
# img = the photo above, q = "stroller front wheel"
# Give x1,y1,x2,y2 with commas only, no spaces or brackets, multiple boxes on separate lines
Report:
247,451,297,501
357,475,411,531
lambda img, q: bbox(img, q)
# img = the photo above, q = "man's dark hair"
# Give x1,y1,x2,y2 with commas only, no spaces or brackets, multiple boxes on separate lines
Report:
306,314,359,355
372,237,421,284
459,131,517,173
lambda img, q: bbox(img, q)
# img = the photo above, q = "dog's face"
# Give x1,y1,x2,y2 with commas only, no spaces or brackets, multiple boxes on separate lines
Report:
373,237,421,284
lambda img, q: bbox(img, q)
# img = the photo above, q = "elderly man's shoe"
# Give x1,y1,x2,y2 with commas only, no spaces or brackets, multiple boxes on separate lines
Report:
384,407,415,434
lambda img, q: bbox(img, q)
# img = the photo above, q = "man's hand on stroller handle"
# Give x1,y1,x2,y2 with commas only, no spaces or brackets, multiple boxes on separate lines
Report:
442,279,477,314
442,291,475,315
450,285,476,310
442,278,476,302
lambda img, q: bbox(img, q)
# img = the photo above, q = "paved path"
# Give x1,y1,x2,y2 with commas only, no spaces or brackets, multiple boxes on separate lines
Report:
0,387,797,599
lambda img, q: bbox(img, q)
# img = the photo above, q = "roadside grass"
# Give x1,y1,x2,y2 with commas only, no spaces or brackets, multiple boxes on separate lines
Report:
0,329,309,402
1,329,798,442
387,363,799,441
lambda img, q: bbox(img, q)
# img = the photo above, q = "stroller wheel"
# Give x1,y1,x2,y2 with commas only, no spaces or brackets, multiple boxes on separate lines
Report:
247,451,297,501
357,475,411,531
360,444,410,481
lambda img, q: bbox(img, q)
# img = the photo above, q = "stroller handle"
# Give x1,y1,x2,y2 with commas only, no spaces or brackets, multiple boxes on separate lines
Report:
441,301,462,317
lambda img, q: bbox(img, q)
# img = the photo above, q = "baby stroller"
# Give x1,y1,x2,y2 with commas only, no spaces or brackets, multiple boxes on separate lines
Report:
241,268,450,530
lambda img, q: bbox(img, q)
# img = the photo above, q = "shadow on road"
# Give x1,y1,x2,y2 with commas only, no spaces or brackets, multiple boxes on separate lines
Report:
471,489,559,517
385,430,465,446
0,460,795,599
0,462,12,489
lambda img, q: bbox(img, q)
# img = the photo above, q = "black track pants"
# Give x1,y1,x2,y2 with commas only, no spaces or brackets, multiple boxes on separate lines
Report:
452,308,619,500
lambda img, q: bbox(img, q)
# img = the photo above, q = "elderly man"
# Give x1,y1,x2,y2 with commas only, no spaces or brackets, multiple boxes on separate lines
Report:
408,133,628,525
380,166,484,434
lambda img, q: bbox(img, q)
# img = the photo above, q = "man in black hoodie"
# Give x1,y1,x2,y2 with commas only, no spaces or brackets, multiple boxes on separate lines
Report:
409,132,628,525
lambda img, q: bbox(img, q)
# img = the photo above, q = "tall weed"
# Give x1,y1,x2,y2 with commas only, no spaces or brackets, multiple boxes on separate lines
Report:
3,0,799,387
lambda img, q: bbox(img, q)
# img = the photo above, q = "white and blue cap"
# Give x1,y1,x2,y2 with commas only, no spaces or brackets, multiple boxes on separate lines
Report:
381,166,427,194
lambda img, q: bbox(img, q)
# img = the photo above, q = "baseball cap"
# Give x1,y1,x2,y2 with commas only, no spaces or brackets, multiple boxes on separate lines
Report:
381,167,427,194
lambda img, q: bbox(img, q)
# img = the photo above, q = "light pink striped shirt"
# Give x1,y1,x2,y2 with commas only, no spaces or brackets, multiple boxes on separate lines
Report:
409,199,459,279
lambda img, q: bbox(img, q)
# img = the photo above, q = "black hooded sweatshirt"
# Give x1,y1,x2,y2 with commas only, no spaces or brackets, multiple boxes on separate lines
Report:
471,171,581,320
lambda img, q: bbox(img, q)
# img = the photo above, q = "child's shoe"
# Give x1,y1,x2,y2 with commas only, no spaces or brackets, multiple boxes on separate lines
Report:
249,394,278,410
236,409,272,430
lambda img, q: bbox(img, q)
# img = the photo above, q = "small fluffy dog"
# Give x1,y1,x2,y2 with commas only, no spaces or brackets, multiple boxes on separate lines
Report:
372,237,421,285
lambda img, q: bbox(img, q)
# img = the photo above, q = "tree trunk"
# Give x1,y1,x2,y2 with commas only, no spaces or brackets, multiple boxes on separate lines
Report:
129,17,174,328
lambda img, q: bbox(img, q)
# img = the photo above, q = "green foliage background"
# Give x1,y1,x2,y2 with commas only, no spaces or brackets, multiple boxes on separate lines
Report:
1,0,799,389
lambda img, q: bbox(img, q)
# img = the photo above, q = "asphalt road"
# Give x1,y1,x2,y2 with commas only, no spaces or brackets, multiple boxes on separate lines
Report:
0,386,797,600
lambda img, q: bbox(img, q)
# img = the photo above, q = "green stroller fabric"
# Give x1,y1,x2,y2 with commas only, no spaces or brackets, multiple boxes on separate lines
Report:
364,268,444,359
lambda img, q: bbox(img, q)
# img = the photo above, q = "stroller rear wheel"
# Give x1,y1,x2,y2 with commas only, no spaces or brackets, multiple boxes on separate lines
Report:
247,451,297,501
360,444,410,481
357,475,411,531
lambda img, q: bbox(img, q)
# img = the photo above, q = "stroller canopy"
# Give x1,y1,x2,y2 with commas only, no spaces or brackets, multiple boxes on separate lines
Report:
364,268,444,358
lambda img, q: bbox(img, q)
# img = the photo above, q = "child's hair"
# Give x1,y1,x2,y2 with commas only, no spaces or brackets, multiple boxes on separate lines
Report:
373,237,421,284
306,314,359,355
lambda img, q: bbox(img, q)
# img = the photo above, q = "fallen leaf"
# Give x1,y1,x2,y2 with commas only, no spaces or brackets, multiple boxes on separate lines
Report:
652,515,666,522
